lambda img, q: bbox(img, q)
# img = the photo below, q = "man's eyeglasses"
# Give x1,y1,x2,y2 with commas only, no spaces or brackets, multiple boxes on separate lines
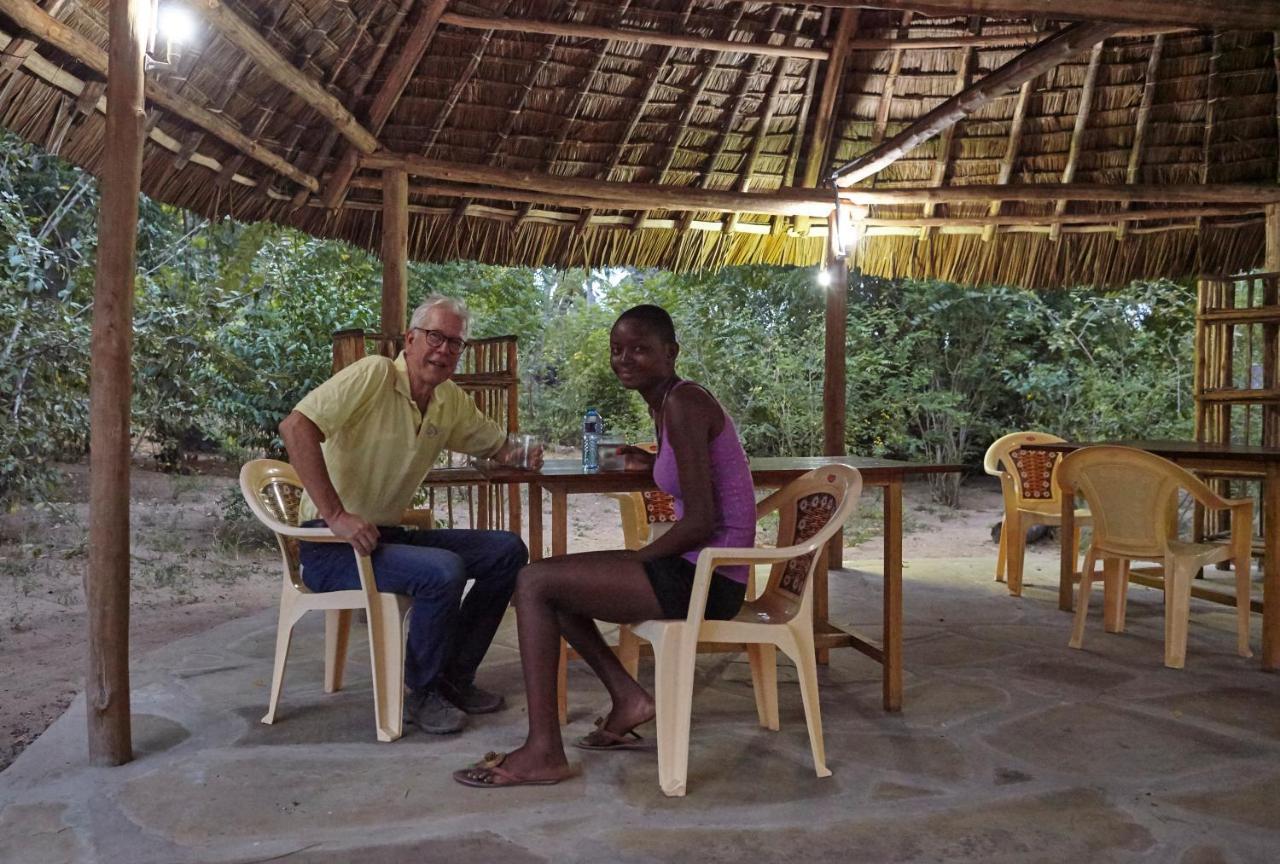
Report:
413,327,468,354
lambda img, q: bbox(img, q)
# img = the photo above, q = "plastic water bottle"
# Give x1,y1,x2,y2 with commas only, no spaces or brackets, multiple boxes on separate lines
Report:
582,408,603,471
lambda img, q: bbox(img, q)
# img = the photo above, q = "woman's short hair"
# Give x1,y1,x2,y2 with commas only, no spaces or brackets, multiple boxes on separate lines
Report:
410,295,471,336
614,304,677,345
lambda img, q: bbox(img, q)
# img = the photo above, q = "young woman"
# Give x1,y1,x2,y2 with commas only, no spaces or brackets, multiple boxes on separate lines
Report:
454,304,756,787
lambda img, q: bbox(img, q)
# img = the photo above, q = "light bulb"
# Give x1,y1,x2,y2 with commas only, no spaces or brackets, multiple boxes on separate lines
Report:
157,4,197,44
817,269,833,288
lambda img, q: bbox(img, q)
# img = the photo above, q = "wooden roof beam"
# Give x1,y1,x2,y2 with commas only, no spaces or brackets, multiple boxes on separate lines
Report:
869,12,912,149
0,0,66,103
833,20,1121,188
321,0,451,209
832,1,1280,31
188,0,376,153
0,0,319,191
1116,33,1163,240
983,78,1031,241
361,151,1280,211
774,7,826,235
438,11,828,60
1049,39,1105,241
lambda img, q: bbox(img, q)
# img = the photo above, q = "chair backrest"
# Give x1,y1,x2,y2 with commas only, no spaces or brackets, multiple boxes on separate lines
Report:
239,459,306,591
756,464,862,617
1057,446,1189,558
984,431,1067,504
609,490,679,550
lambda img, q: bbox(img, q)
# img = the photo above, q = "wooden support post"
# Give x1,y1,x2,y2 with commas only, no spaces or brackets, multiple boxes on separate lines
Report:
822,256,848,598
86,0,146,767
379,168,408,359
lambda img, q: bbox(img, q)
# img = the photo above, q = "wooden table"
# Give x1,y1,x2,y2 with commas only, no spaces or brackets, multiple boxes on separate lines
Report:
1026,439,1280,671
481,456,961,711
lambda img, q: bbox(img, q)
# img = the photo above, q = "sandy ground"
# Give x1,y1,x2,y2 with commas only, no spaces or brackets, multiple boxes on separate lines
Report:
0,460,1025,772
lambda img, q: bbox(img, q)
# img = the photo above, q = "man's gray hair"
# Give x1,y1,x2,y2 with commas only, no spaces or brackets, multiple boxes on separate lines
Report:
409,295,471,337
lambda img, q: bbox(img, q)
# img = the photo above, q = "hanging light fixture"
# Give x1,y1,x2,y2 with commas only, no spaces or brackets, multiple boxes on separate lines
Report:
147,1,198,68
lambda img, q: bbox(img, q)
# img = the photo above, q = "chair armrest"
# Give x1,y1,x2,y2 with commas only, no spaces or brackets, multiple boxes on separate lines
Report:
272,524,348,543
399,509,435,530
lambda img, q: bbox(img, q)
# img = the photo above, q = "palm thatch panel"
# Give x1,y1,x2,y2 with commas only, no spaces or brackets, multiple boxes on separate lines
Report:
0,0,1277,286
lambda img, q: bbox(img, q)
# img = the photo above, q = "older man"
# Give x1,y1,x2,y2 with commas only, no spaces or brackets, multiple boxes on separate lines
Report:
280,295,538,734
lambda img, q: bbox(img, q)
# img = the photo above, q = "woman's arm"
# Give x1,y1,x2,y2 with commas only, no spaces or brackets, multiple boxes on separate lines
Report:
629,385,723,563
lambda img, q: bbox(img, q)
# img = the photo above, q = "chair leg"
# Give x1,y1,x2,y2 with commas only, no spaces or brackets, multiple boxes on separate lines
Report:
324,609,352,693
1005,512,1026,596
1069,546,1097,650
262,597,302,725
618,625,641,679
1233,539,1253,659
784,631,831,779
650,630,689,797
1102,557,1126,634
556,639,570,725
365,596,407,742
1164,559,1192,669
994,518,1007,583
746,643,779,731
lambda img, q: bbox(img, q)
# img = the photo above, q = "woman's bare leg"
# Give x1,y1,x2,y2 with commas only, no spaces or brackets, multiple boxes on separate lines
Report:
496,552,663,779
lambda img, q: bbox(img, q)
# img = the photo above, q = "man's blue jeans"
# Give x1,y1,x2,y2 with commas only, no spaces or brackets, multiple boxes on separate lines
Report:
298,525,526,693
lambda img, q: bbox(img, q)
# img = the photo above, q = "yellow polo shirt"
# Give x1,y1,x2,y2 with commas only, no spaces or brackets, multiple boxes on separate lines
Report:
294,353,505,525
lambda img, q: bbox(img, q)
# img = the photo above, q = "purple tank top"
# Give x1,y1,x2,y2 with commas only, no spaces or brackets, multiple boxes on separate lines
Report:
651,382,756,583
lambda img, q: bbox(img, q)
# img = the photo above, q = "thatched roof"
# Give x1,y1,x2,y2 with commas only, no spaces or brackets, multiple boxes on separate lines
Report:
1,0,1278,286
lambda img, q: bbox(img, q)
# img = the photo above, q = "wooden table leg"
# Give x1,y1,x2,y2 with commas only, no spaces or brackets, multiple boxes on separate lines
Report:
552,490,568,557
1264,464,1280,670
1059,490,1075,612
528,482,543,562
883,479,903,712
815,550,830,666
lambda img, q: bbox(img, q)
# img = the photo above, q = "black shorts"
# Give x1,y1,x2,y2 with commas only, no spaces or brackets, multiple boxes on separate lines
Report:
643,555,747,621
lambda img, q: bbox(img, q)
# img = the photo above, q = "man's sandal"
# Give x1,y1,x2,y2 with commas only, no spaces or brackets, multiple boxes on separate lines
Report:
573,716,654,751
452,751,577,788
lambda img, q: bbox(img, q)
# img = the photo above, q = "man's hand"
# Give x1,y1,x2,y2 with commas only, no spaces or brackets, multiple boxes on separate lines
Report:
326,511,380,557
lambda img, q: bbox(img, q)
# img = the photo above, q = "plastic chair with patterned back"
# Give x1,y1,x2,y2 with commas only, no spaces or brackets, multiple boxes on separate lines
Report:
983,431,1091,596
630,464,862,797
1058,446,1252,669
239,459,418,742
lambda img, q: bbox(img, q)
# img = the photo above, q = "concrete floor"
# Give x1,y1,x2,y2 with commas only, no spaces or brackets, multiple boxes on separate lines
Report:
2,557,1278,864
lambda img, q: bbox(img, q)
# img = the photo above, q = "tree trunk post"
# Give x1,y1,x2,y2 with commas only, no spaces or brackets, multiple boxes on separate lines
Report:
86,0,147,766
379,168,409,358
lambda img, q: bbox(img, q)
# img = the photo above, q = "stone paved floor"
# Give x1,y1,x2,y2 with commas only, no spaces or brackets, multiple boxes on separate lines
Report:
1,557,1278,864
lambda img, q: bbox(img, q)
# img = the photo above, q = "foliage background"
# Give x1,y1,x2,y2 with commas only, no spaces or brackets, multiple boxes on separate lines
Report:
0,133,1196,506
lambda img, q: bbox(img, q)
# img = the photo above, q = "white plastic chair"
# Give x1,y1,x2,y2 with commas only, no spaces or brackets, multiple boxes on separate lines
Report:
239,459,419,742
631,464,862,797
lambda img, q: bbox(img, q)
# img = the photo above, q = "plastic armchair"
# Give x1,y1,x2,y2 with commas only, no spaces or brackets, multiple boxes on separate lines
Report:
239,459,427,742
1057,446,1252,669
984,431,1092,596
629,464,863,797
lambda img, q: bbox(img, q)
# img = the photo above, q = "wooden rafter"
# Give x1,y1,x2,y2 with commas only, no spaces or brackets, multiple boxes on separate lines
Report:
807,0,1280,31
456,2,583,225
1116,33,1164,240
438,11,828,60
1275,31,1280,183
725,10,809,233
833,20,1121,188
187,0,377,153
571,0,699,234
773,9,824,235
1049,39,1105,241
0,0,319,191
983,78,1031,241
322,0,451,209
676,6,787,235
628,3,744,231
845,27,1181,52
921,16,978,239
869,12,912,151
793,6,858,235
0,0,65,103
